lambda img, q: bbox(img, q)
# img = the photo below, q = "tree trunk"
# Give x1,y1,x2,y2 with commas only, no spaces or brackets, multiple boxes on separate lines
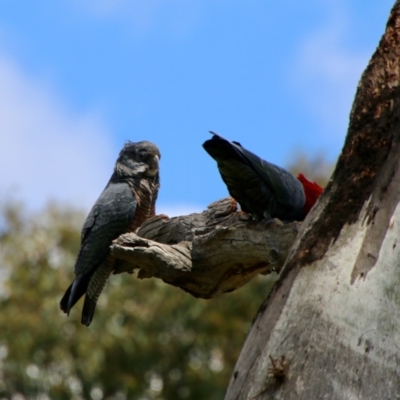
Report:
224,1,400,399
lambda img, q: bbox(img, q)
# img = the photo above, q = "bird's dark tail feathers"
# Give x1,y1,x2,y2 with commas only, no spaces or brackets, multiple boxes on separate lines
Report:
203,131,245,162
80,261,114,326
59,284,72,314
81,296,97,327
59,276,89,315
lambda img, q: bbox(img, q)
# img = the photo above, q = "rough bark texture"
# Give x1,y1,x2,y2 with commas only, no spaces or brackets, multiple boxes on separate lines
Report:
110,197,299,299
224,1,400,399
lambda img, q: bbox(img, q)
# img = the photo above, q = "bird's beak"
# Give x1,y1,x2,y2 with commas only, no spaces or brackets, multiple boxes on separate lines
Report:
147,154,159,176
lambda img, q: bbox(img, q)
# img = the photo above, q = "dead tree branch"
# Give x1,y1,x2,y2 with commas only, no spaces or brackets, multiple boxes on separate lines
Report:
110,197,299,299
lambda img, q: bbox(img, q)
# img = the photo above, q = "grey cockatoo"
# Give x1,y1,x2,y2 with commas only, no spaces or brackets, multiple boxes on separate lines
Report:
60,141,161,326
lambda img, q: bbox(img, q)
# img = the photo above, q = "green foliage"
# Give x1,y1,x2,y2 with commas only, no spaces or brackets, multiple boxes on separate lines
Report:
0,203,275,400
286,150,336,187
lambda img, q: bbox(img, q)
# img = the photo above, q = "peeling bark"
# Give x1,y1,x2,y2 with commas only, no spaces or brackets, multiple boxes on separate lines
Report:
224,1,400,399
110,197,299,299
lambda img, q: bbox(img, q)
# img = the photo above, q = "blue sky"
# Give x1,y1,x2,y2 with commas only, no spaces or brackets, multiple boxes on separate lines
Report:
0,0,394,215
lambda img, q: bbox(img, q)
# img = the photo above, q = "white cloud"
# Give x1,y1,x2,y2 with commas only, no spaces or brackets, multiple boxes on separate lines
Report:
72,0,203,37
157,204,204,217
289,0,370,138
0,52,116,211
0,49,203,217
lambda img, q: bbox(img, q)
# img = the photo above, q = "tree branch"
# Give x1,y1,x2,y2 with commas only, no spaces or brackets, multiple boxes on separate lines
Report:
110,197,299,299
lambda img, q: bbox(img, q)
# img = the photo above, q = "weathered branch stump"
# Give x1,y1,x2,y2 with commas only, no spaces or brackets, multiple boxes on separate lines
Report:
110,197,300,298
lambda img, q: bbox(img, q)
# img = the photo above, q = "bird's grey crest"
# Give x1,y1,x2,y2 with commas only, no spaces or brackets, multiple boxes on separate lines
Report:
115,141,161,178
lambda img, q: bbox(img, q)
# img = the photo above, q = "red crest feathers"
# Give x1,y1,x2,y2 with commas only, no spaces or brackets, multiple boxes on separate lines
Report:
297,173,323,214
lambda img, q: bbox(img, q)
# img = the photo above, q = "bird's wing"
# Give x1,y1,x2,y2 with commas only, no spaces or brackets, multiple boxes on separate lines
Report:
75,181,137,276
238,147,305,210
205,132,304,210
61,182,136,313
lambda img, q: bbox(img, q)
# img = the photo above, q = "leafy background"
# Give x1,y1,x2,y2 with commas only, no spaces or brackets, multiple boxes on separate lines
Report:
0,160,332,400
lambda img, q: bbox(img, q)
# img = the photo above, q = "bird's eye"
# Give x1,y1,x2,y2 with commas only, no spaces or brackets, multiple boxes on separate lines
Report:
138,150,147,160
